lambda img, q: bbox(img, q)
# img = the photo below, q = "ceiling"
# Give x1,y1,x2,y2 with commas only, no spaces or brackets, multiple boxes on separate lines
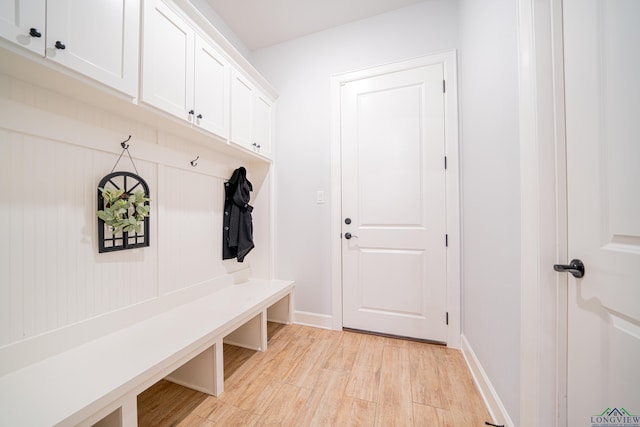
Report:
205,0,427,51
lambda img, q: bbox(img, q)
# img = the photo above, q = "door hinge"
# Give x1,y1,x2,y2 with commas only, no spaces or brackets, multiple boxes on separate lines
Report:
444,156,447,170
445,234,448,247
443,80,446,93
446,312,449,325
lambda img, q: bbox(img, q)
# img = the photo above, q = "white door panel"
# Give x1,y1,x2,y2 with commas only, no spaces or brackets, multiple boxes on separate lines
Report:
46,0,139,97
0,0,45,55
563,0,640,423
194,35,229,138
358,249,425,314
142,0,194,118
341,63,447,342
253,93,272,155
357,84,424,226
230,70,253,149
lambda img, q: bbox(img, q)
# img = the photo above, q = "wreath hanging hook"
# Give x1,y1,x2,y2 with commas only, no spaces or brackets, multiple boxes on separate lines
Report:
120,135,132,149
111,135,139,175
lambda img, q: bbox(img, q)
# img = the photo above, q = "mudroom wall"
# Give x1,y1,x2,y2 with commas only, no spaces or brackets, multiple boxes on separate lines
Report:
0,71,272,349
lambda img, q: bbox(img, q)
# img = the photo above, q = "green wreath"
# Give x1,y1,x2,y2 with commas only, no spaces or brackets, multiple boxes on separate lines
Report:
97,187,150,234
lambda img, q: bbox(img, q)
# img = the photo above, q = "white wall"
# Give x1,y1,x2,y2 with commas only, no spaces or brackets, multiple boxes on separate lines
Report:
252,0,521,423
458,0,521,424
251,0,459,315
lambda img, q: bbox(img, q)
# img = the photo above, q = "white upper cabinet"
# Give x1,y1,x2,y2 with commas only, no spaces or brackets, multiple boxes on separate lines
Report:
0,0,45,55
46,0,140,97
0,0,139,97
230,69,273,157
142,0,229,140
193,35,229,138
230,69,253,148
1,0,274,160
252,92,273,156
141,1,194,119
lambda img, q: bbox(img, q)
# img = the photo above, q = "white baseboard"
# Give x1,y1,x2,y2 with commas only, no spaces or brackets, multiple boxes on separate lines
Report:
293,311,334,330
460,334,515,427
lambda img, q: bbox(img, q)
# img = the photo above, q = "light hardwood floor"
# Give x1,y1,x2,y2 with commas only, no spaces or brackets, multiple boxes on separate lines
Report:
137,323,491,426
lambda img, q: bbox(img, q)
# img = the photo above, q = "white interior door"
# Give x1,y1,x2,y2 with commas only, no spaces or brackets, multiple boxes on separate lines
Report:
341,63,447,342
563,0,640,424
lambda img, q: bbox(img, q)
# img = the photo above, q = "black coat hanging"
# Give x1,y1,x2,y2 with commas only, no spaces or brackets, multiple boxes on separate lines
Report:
223,167,254,262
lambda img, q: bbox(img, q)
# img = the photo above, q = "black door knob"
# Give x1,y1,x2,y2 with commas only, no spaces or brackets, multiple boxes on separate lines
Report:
55,41,66,50
553,259,585,278
345,232,359,240
29,28,42,38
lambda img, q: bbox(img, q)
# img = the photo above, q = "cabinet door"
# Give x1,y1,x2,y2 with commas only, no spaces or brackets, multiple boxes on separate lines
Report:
229,69,253,149
193,35,229,139
46,0,139,97
141,0,194,119
0,0,45,55
252,92,273,156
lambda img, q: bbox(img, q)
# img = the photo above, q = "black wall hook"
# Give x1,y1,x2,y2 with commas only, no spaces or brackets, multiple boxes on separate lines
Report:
120,135,132,149
111,135,139,175
191,155,199,167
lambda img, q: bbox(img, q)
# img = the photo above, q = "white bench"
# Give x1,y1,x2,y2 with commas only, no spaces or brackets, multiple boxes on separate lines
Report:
0,279,294,427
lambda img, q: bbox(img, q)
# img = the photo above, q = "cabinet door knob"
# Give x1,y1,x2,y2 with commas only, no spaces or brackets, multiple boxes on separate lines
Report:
29,28,42,38
188,110,195,115
197,114,203,119
55,41,66,50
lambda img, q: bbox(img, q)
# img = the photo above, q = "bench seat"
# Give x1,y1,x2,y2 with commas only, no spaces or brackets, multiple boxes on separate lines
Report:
0,279,294,427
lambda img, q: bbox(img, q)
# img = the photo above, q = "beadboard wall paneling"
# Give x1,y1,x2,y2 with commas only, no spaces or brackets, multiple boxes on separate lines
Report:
160,166,225,295
0,130,159,347
0,74,267,350
0,131,18,345
248,167,272,279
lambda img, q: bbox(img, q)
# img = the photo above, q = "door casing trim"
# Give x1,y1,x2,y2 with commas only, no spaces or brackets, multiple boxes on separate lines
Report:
517,0,567,425
329,51,461,348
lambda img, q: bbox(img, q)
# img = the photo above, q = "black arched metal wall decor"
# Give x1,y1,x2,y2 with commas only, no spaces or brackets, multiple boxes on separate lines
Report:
97,171,150,253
